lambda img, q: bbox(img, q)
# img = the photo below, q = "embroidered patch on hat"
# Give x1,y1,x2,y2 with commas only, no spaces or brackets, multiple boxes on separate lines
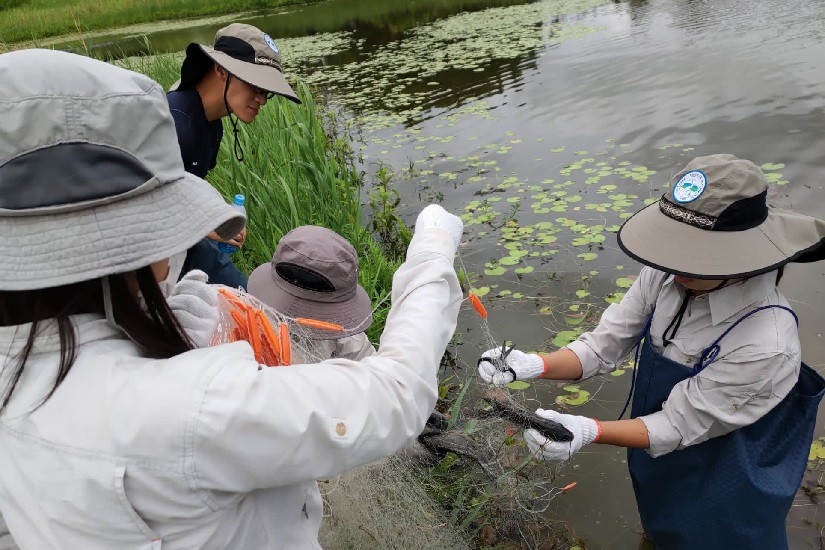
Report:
263,34,279,54
672,170,707,203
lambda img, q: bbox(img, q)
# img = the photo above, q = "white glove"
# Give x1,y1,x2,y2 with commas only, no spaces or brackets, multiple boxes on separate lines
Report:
166,270,219,348
477,347,546,385
414,204,464,247
524,409,601,462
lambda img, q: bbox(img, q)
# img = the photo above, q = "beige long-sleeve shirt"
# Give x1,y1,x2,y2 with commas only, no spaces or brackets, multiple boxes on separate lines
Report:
566,267,800,457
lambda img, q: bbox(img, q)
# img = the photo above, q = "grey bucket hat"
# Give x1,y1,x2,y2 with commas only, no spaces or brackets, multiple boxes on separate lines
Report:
618,154,825,279
248,226,373,339
0,49,246,291
170,23,300,104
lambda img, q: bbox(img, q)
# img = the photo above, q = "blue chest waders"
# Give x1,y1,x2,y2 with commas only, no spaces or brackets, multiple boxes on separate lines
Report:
620,306,825,549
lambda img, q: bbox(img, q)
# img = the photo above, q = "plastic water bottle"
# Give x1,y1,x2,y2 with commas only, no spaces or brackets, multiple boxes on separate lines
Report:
217,194,246,254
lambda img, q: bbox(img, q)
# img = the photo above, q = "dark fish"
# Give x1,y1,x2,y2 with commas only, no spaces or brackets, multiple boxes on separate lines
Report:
401,411,495,477
479,393,574,442
424,410,450,433
418,431,496,478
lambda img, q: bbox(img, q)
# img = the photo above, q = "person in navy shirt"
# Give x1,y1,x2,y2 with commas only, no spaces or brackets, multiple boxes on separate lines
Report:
167,23,300,289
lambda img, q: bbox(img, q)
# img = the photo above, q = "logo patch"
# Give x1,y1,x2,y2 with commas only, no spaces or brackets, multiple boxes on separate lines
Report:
672,170,707,203
263,34,279,55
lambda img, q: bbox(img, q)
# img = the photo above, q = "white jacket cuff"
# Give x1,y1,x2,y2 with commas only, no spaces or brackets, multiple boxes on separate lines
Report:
565,340,599,380
639,410,682,457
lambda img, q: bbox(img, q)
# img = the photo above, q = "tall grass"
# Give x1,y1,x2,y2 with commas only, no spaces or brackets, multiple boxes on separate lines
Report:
119,52,404,341
0,0,320,45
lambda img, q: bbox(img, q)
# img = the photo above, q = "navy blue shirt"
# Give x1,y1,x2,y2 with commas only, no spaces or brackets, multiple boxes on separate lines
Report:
167,88,248,290
167,89,223,179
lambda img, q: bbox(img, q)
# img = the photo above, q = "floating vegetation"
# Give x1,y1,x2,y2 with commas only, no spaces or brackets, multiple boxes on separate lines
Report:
282,0,609,130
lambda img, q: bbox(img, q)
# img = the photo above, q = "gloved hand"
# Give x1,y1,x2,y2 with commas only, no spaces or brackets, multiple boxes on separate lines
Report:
415,204,464,248
477,347,547,385
524,409,601,462
166,270,219,348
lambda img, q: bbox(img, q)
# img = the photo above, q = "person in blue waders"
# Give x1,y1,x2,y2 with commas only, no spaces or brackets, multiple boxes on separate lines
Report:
476,154,825,549
167,23,301,289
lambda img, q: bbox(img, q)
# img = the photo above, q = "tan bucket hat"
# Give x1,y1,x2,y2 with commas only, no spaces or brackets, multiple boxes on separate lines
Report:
248,226,373,339
170,23,300,104
618,154,825,279
0,49,246,291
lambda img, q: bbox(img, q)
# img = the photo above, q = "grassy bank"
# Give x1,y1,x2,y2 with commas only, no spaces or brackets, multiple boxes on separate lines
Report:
118,53,406,342
0,0,320,45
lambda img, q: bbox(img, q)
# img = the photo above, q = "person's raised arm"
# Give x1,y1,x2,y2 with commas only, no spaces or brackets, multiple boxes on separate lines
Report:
189,205,465,494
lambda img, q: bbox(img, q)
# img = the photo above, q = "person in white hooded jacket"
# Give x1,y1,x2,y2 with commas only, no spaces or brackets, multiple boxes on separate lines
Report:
0,49,464,550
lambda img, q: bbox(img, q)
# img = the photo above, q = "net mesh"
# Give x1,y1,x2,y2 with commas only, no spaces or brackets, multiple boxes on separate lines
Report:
211,262,595,548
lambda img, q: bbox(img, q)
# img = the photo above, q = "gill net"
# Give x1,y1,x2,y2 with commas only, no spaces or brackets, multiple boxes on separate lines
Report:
211,249,611,549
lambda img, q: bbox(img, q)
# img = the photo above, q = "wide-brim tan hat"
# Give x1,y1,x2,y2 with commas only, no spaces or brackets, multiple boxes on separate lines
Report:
248,226,373,339
171,23,300,104
0,49,246,291
618,154,825,279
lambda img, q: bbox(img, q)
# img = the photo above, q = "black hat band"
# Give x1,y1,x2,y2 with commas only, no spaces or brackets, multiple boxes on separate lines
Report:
659,190,769,232
275,262,336,293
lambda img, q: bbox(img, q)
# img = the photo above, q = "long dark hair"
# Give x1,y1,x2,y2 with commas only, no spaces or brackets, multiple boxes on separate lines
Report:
0,266,193,414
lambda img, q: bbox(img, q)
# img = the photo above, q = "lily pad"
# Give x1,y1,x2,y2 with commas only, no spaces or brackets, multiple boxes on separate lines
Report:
605,292,625,304
552,329,582,347
514,266,534,274
507,380,531,391
499,256,521,266
556,386,591,406
484,266,507,276
761,162,785,171
615,277,636,288
577,253,598,261
470,286,490,297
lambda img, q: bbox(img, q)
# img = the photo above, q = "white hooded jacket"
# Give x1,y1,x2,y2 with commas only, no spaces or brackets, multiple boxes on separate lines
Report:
0,228,461,549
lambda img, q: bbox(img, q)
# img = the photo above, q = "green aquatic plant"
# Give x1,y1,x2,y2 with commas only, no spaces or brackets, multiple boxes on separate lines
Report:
119,52,402,342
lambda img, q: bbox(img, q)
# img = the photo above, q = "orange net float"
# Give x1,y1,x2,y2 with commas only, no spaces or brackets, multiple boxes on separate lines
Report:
257,310,281,366
561,482,577,493
294,318,345,332
246,308,263,363
279,323,291,366
230,309,249,340
468,293,488,319
219,288,251,311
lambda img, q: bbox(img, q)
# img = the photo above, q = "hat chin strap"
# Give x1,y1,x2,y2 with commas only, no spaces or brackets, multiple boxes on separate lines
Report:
223,75,245,162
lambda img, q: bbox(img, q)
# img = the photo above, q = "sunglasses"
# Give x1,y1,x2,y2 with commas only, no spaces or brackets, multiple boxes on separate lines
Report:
251,85,275,100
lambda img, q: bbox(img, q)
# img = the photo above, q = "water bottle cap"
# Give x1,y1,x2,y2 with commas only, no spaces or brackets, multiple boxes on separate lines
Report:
233,194,245,206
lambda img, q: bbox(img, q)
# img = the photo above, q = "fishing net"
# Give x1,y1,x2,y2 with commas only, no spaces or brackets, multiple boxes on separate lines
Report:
211,286,354,366
212,265,594,548
211,286,473,548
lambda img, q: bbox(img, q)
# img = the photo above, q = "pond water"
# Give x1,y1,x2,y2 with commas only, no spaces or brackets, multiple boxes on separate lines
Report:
79,0,825,547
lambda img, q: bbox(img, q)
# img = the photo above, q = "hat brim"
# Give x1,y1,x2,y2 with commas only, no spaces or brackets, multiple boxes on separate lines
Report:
248,263,373,339
0,172,245,291
617,202,825,279
201,46,300,104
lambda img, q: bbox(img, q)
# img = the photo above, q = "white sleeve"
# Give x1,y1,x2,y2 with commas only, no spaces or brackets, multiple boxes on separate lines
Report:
565,267,664,379
333,332,376,361
191,228,462,494
0,514,19,550
640,349,799,457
